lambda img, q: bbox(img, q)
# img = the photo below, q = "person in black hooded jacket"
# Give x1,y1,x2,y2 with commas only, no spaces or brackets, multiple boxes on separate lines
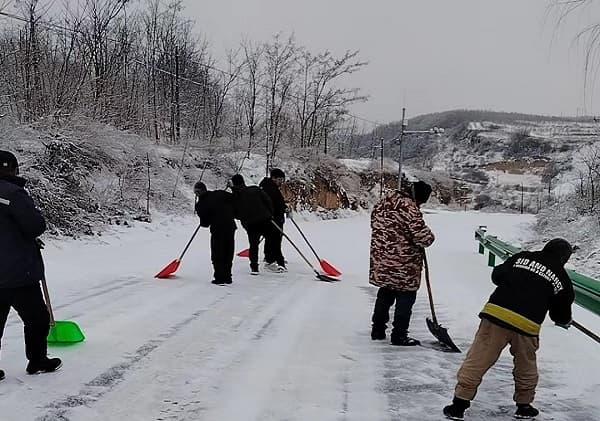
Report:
443,238,575,420
194,181,237,285
259,168,287,270
0,151,62,380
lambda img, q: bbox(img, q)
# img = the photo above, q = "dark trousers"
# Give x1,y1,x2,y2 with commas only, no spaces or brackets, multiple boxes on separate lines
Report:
265,219,285,266
0,284,50,362
245,220,271,270
210,228,235,282
371,287,417,340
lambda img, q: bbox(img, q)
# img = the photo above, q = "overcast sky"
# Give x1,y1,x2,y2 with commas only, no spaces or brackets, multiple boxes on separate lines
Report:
183,0,600,125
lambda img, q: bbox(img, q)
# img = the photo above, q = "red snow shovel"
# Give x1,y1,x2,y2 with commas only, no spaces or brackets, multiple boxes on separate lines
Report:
423,251,461,353
271,220,339,283
288,215,342,277
155,224,201,278
236,237,263,258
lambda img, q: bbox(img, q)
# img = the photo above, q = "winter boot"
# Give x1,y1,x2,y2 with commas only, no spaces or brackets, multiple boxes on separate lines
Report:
0,369,5,381
26,357,62,375
211,279,232,285
391,336,421,346
371,326,386,340
443,397,470,420
515,404,539,419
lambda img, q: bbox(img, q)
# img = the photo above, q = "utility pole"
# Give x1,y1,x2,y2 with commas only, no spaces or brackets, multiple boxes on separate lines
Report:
380,136,385,197
395,107,444,189
397,108,407,188
520,184,524,214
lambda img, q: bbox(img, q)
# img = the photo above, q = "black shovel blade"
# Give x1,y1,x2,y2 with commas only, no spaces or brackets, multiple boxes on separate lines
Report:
426,317,461,353
316,273,340,283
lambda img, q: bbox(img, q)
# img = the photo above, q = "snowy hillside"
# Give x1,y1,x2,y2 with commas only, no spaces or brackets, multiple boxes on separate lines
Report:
1,211,598,421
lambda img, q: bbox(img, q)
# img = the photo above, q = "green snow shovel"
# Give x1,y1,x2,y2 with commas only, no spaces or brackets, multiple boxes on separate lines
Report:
41,276,85,344
37,246,85,344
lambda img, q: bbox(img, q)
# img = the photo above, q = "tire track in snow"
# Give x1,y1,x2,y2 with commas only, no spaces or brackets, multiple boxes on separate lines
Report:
35,294,229,421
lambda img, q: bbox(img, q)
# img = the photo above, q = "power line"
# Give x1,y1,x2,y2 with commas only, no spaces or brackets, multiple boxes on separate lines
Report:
0,9,381,128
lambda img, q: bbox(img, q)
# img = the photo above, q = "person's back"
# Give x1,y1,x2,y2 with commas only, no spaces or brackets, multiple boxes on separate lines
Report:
481,245,574,337
259,170,286,224
370,184,435,291
195,189,236,233
232,185,273,227
0,163,46,290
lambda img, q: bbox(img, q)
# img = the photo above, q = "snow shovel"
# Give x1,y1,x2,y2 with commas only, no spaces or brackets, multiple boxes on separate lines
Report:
423,251,461,353
237,237,263,258
155,224,201,278
288,215,342,277
41,275,85,345
271,220,339,283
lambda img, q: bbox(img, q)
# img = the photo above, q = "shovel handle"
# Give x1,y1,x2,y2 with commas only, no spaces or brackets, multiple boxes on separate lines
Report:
423,251,438,324
271,220,319,276
36,247,55,326
179,224,202,261
40,277,56,326
289,216,321,262
572,320,600,344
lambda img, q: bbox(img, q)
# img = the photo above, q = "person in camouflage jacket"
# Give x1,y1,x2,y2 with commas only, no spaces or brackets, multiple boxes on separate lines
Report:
369,179,435,346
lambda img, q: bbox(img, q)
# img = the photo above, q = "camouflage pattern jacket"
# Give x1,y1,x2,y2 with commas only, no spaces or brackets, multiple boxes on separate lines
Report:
369,188,435,291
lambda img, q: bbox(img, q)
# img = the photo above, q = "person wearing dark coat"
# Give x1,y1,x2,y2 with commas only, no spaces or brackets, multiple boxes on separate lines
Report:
259,168,287,270
0,151,62,380
443,238,575,421
194,181,237,285
229,174,277,274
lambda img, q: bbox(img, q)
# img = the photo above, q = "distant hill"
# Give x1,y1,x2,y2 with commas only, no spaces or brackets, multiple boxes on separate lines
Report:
373,109,591,138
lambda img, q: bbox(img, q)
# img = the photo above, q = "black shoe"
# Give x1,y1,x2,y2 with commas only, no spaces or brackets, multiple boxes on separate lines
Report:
211,279,232,285
515,404,539,419
371,330,386,340
391,336,421,346
0,369,5,381
443,397,470,420
26,357,62,375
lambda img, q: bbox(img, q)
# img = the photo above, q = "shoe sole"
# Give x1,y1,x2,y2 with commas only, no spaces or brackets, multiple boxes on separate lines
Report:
514,416,537,420
444,416,464,421
27,362,63,375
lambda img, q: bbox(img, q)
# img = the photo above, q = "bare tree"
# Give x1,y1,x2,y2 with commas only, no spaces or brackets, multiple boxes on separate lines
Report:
240,38,263,157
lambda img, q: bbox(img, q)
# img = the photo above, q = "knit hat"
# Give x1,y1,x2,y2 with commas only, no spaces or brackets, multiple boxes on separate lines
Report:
0,150,18,174
542,238,573,265
412,180,432,204
270,168,285,179
194,181,207,196
231,174,245,187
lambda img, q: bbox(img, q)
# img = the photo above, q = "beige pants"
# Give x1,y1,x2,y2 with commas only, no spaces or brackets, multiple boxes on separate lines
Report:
455,318,539,404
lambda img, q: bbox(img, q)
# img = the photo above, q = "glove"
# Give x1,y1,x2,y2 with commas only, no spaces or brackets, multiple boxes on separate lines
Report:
555,320,572,330
35,238,45,249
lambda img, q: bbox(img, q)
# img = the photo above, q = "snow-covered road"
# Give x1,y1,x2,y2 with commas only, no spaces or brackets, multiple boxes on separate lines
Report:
1,210,599,420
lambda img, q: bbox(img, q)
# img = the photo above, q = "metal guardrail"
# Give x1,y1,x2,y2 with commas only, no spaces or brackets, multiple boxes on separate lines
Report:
475,226,600,317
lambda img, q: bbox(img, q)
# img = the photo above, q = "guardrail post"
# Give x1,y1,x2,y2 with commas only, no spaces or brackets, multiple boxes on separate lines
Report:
488,252,496,267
